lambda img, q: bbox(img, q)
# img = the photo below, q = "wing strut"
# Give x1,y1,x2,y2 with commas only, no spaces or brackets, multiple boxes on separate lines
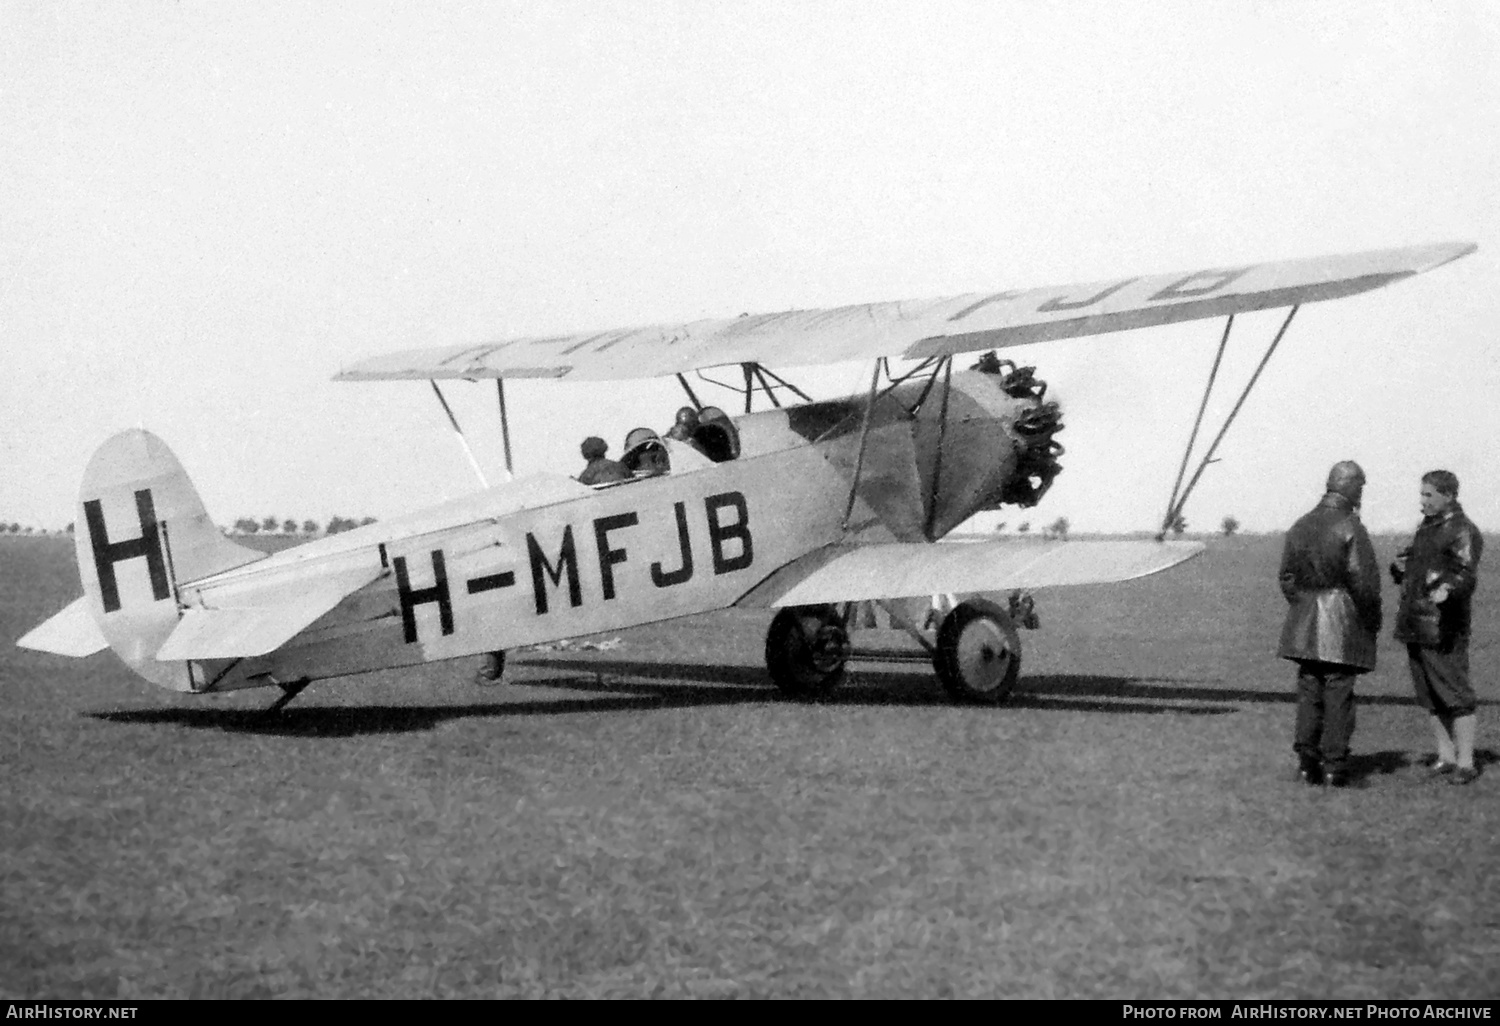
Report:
924,357,955,540
429,380,490,489
755,365,812,404
692,362,809,412
1161,315,1233,531
882,357,940,410
675,373,704,411
840,357,952,534
1158,305,1299,539
750,365,782,408
842,360,885,530
495,379,515,481
744,363,791,410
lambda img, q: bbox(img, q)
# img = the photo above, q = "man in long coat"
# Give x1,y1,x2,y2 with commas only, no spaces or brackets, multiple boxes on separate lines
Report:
1278,461,1383,787
1391,470,1485,785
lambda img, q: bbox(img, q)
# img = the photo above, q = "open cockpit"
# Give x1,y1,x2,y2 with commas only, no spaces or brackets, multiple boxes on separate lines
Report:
585,405,744,487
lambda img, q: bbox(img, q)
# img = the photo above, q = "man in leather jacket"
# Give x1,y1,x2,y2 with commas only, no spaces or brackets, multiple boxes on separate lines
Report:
1278,461,1382,787
1391,470,1485,785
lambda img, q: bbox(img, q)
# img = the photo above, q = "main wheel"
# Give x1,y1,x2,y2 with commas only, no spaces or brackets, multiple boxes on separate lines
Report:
473,650,507,687
765,605,849,699
933,599,1021,703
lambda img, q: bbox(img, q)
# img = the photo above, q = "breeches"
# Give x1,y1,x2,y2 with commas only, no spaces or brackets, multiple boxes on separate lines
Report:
1406,639,1476,718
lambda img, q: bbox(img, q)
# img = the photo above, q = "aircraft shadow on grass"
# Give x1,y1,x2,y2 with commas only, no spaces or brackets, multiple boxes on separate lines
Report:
534,659,1244,716
85,658,1493,739
528,656,1457,713
85,665,1299,737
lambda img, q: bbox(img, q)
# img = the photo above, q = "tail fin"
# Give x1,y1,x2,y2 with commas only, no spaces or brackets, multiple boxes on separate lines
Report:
68,429,263,689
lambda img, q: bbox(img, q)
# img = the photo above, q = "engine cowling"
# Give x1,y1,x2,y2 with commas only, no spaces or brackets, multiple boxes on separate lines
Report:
913,357,1065,537
748,356,1066,542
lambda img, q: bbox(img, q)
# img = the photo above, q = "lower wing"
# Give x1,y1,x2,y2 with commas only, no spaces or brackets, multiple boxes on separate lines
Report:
740,539,1203,608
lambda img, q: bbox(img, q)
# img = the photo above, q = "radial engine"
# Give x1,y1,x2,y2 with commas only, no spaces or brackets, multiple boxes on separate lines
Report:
909,353,1066,539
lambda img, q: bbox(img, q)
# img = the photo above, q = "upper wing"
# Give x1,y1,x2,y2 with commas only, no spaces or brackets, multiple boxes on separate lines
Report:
335,241,1474,383
739,539,1204,608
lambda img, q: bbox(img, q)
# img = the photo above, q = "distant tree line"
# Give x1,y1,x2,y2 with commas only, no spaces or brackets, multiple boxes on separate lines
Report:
982,514,1249,537
993,517,1070,539
227,515,377,536
1,523,75,535
8,510,1245,539
0,517,379,537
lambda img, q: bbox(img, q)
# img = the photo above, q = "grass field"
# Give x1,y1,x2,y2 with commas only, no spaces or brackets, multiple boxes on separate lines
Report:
2,533,1497,999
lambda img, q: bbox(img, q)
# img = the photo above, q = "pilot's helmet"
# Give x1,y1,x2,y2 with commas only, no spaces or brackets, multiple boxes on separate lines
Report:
580,436,608,460
674,406,699,428
624,427,659,450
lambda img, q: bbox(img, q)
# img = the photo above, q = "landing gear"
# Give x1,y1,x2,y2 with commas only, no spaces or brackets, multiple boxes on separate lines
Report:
933,600,1021,704
765,605,850,699
474,650,507,687
265,678,310,715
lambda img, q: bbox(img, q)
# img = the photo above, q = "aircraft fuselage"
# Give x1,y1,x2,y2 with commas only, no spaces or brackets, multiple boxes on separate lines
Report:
126,366,1060,691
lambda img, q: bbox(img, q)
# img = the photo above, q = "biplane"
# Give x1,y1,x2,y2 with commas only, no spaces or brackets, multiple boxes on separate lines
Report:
18,241,1475,708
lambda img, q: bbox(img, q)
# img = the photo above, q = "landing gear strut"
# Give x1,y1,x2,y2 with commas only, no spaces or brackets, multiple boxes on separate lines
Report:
765,604,850,700
933,600,1021,703
265,678,310,715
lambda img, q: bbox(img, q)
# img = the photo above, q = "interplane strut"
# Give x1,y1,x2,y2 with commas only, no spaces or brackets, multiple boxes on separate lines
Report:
1159,305,1300,539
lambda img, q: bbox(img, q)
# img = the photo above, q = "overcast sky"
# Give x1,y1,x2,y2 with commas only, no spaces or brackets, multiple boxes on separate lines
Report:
3,0,1496,536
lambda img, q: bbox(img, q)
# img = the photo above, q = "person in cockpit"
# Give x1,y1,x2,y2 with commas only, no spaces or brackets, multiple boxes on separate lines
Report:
665,407,700,444
577,436,631,485
622,428,670,476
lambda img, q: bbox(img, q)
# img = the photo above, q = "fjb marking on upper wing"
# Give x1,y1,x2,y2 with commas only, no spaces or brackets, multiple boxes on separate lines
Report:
947,266,1254,322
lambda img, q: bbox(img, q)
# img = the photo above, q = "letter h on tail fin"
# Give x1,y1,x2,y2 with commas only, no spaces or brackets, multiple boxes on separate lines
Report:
84,489,170,613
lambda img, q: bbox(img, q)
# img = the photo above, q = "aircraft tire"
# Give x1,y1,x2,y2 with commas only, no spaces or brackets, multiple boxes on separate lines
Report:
474,650,507,687
765,605,849,700
933,599,1021,704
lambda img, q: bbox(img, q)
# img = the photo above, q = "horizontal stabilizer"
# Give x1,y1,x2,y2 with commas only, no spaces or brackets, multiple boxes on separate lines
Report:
762,539,1204,607
334,241,1475,383
155,562,385,661
16,597,110,657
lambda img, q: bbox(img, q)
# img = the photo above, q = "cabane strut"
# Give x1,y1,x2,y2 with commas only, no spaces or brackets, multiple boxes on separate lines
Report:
692,363,814,413
429,380,491,489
